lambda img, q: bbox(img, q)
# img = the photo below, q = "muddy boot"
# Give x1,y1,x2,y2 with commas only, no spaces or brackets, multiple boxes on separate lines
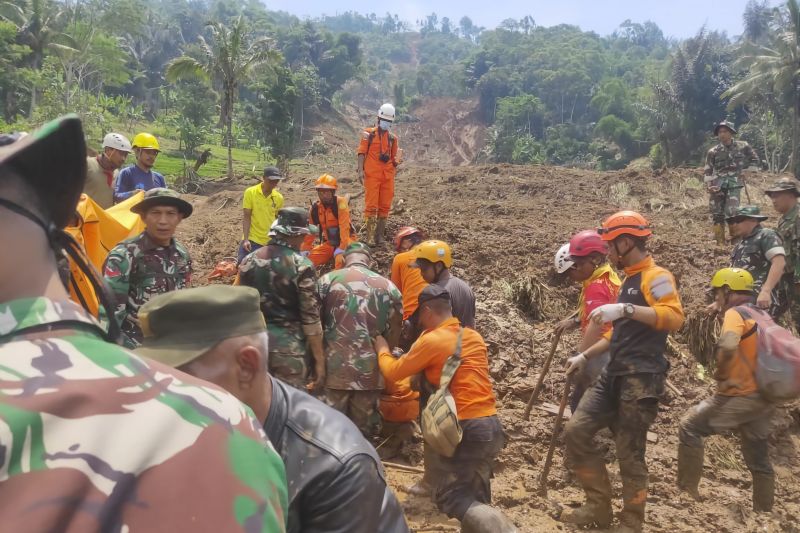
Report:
405,479,432,497
610,514,643,533
677,444,704,501
752,473,775,512
375,217,387,245
560,465,613,528
713,223,726,246
364,216,377,245
460,503,518,533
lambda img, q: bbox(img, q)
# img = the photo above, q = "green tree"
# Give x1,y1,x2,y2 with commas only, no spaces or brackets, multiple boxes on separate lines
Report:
724,0,800,177
166,16,280,178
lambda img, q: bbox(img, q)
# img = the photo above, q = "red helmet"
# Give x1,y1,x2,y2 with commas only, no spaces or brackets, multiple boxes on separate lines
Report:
569,230,608,257
394,226,423,251
597,210,652,241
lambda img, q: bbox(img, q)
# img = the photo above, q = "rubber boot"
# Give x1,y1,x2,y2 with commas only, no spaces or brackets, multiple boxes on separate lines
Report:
677,444,704,501
560,465,613,528
752,473,775,512
460,503,518,533
713,223,726,246
364,216,377,246
375,217,387,245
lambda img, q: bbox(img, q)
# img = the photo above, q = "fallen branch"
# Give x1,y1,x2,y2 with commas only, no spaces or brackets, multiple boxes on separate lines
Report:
666,378,683,398
214,197,231,213
383,461,424,474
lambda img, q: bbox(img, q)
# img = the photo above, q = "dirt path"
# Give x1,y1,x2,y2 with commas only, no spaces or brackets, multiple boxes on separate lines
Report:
177,162,800,532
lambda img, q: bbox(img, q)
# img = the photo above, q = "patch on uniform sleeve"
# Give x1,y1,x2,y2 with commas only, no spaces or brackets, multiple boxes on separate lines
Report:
361,130,371,140
765,246,786,261
649,275,674,300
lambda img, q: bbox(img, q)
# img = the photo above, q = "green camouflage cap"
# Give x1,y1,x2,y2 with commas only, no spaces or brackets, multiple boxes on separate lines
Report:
765,177,800,197
269,206,316,236
726,205,768,221
0,114,87,227
344,241,371,258
131,187,193,217
714,120,737,135
136,285,266,367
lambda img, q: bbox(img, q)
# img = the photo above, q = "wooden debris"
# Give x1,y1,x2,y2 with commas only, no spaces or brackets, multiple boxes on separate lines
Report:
383,461,424,474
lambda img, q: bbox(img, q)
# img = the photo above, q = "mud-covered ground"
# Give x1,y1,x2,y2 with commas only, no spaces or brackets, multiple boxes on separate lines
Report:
176,159,800,532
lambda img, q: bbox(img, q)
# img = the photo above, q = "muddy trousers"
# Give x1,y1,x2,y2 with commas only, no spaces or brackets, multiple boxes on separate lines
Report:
679,393,774,510
429,415,505,521
564,371,663,527
569,350,610,413
708,186,741,224
326,388,383,438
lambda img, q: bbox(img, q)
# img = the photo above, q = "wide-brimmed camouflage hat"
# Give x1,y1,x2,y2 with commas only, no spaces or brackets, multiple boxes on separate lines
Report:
714,120,738,135
765,177,800,197
0,115,87,228
726,205,767,221
131,187,193,217
136,285,266,367
269,206,316,236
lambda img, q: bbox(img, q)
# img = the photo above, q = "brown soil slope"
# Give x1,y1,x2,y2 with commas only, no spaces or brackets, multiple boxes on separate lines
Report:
177,163,800,533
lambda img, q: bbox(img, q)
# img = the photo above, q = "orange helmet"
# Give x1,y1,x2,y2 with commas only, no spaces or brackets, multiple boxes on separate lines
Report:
597,210,652,241
394,226,423,251
315,174,338,190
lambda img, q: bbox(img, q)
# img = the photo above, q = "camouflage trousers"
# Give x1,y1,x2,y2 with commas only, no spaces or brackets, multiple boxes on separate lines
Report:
326,388,382,437
708,186,742,224
268,325,310,391
564,371,664,525
430,415,505,521
785,276,800,331
679,393,773,476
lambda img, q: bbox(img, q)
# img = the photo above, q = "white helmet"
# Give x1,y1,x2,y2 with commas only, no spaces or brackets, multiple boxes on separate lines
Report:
378,103,396,121
554,243,575,274
102,132,132,152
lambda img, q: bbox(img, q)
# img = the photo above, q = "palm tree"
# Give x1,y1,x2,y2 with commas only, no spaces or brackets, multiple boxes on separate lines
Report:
1,0,73,115
724,0,800,177
166,17,279,178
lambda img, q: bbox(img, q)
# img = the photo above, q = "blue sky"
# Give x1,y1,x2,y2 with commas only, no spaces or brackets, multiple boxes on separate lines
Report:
264,0,780,39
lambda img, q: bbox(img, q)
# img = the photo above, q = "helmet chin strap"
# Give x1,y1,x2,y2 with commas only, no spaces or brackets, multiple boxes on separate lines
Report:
612,237,640,269
0,198,121,344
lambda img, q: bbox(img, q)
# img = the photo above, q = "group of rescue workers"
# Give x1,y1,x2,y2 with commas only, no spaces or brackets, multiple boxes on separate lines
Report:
0,108,790,532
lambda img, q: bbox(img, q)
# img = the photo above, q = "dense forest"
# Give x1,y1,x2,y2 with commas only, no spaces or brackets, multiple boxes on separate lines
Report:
1,0,799,175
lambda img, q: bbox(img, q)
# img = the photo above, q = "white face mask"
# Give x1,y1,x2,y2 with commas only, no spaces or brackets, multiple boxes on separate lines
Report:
379,119,392,131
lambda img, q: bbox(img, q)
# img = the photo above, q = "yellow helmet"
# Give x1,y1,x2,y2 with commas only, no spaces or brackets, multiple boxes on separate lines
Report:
414,240,452,268
132,132,160,151
711,268,754,292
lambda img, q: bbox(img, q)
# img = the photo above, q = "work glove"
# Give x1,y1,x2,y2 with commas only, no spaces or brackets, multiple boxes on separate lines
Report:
333,248,344,257
589,303,625,324
565,352,587,375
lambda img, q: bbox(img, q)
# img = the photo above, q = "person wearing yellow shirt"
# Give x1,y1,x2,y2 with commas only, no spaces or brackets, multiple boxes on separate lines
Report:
239,166,285,264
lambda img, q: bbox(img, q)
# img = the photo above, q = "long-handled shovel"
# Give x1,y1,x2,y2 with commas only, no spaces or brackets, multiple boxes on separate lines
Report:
522,329,563,420
538,375,572,497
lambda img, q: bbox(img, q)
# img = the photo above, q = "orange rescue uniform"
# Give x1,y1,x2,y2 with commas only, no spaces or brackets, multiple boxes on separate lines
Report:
302,196,355,269
391,248,428,320
378,317,496,420
716,308,758,396
358,127,398,218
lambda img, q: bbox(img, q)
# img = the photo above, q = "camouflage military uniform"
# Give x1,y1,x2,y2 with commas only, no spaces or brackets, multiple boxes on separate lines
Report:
704,140,758,223
0,296,288,531
318,263,403,436
239,237,322,389
731,224,787,318
103,231,192,348
775,203,800,326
